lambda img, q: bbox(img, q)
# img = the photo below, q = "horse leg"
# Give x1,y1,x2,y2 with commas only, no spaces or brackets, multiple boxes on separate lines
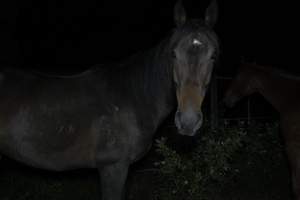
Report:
286,143,300,200
99,161,129,200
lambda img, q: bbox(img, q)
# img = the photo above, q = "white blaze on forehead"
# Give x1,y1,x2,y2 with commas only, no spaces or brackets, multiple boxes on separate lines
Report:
192,39,202,46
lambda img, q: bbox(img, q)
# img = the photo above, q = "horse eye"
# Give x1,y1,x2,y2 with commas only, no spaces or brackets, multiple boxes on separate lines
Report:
203,81,210,89
174,81,178,88
172,50,177,58
174,80,180,88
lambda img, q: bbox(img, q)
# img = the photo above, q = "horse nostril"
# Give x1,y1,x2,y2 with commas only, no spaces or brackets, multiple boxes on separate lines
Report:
181,124,188,130
175,111,182,129
176,111,182,118
197,113,203,120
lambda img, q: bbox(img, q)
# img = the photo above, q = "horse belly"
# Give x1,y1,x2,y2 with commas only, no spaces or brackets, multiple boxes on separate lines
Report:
2,131,97,171
0,108,97,171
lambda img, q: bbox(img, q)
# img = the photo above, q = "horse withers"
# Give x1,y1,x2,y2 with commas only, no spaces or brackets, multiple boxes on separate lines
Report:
0,1,219,200
224,63,300,200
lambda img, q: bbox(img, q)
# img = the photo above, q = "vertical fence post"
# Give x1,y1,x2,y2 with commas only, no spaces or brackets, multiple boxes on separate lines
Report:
210,74,218,129
247,98,251,125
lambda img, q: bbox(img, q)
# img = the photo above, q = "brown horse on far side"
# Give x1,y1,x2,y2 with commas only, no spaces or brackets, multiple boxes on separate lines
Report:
224,63,300,200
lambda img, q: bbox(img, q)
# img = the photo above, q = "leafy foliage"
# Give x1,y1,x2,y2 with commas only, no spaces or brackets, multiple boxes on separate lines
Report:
154,121,283,200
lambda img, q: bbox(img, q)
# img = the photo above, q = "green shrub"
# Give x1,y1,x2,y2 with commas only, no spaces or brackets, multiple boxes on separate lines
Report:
154,121,283,200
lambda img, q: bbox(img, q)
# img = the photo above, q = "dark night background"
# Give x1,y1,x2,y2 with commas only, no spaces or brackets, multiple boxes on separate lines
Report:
0,0,299,75
0,0,299,199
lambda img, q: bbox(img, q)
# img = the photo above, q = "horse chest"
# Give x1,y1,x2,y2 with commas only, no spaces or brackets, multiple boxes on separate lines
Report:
281,113,300,143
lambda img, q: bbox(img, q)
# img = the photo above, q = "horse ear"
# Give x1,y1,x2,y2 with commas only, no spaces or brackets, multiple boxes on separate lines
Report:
205,0,218,28
174,0,187,27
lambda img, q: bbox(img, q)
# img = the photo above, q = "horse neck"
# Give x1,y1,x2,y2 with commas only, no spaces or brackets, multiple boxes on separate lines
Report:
145,40,176,121
125,39,176,130
255,70,291,113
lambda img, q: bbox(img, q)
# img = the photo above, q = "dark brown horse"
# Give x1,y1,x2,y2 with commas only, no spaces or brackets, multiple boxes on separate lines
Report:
224,63,300,200
0,1,219,200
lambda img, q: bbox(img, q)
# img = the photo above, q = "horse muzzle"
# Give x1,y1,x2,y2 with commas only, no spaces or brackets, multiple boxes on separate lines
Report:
175,110,203,136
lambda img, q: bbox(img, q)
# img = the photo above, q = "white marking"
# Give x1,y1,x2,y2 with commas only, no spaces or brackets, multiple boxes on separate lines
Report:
193,39,202,46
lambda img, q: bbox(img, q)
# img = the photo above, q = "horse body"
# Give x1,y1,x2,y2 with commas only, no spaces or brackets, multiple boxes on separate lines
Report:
224,63,300,200
0,58,173,200
0,48,174,171
0,1,219,199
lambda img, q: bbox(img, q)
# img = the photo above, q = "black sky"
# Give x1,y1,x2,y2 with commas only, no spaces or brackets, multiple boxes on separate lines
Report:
0,0,299,74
